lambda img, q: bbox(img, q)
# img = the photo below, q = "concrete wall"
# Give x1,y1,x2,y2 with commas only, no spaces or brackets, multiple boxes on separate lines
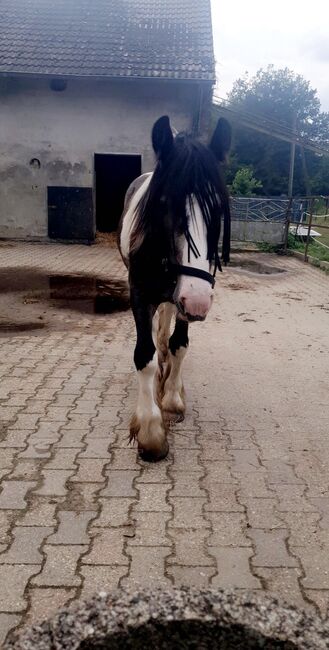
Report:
231,221,286,245
0,76,206,239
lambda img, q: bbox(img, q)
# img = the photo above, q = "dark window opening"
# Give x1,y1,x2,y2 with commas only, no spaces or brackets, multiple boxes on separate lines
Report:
95,153,142,233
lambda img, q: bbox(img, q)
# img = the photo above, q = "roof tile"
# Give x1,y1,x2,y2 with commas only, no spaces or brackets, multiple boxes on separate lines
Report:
0,0,215,81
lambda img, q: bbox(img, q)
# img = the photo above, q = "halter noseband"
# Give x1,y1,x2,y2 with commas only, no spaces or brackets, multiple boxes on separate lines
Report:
173,264,217,288
162,259,220,288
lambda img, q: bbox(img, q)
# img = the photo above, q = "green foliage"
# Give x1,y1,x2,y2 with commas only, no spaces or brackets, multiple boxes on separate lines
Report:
225,65,329,196
230,166,263,197
286,232,302,249
256,242,280,252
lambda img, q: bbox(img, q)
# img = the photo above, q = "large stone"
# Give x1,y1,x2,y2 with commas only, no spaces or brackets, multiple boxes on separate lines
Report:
6,587,329,649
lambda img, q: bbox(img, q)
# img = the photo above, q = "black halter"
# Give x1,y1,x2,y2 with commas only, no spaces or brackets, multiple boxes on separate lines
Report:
162,258,220,289
173,264,217,288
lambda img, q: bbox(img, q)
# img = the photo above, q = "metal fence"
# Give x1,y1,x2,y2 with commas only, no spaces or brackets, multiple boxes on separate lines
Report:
230,197,308,223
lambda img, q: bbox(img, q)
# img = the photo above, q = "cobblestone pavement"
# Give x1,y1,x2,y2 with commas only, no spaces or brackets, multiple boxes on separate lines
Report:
0,241,328,644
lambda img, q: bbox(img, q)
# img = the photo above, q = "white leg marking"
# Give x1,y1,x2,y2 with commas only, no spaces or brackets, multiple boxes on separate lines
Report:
162,347,187,417
157,303,176,366
132,356,168,458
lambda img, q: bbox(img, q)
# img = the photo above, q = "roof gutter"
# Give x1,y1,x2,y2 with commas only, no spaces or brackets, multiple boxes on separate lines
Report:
0,70,216,85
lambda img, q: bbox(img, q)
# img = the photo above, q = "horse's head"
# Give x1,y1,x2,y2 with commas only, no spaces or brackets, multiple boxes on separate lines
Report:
151,115,231,322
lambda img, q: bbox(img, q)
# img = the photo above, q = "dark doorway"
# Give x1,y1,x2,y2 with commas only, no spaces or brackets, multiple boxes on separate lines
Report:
95,153,142,232
48,186,94,242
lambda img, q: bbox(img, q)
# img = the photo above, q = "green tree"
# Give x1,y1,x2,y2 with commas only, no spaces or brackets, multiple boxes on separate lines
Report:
230,167,263,196
225,65,329,196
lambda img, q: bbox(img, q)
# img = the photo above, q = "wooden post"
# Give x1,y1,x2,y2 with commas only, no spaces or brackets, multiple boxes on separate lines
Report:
304,197,314,262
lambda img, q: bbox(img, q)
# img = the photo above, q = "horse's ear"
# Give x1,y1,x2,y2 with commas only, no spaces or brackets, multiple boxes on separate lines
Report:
152,116,174,160
209,118,231,162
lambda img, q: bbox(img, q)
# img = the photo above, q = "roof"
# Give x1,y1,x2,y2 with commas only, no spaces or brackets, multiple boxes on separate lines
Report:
0,0,215,81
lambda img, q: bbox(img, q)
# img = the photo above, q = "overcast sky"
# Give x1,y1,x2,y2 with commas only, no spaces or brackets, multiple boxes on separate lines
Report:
211,0,329,111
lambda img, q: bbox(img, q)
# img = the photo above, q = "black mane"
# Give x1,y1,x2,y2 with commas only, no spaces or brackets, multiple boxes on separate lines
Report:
131,132,230,268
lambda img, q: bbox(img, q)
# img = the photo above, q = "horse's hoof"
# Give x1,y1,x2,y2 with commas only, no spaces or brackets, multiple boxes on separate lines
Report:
138,440,169,463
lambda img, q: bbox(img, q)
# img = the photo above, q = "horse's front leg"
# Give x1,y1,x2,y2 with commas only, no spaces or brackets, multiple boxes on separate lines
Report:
130,291,168,462
161,316,189,421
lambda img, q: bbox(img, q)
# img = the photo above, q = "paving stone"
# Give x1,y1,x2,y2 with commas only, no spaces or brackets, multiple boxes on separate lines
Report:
249,529,299,568
170,431,200,450
231,449,262,473
34,470,73,496
80,566,127,599
0,449,17,469
48,511,95,545
101,471,138,498
79,439,112,459
62,483,100,511
167,529,214,567
136,461,171,484
0,511,13,544
169,498,210,529
108,448,139,469
167,566,216,588
263,460,304,485
208,512,250,547
0,526,52,564
0,565,39,611
82,529,129,566
244,498,284,529
87,424,117,439
70,459,107,483
0,430,29,448
9,460,43,481
304,589,329,619
254,567,304,608
45,449,79,470
23,588,76,628
0,614,21,645
0,481,36,509
237,473,274,498
32,545,87,587
211,548,261,589
10,414,41,430
17,500,58,527
55,431,86,448
128,512,171,546
296,547,329,589
202,461,237,486
122,547,171,588
94,498,133,528
18,441,52,459
170,473,207,497
204,484,244,512
171,449,201,473
201,442,230,460
134,484,171,512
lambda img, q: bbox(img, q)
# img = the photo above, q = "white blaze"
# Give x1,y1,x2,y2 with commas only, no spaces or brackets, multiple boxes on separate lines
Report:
174,197,214,319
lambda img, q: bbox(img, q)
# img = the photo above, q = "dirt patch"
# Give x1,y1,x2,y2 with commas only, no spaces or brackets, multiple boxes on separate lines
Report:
229,259,286,275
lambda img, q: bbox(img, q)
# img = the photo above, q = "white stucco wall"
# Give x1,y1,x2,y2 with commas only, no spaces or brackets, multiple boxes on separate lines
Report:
0,76,205,239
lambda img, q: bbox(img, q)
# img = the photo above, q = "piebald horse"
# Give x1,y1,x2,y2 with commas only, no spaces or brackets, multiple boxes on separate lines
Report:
119,116,231,461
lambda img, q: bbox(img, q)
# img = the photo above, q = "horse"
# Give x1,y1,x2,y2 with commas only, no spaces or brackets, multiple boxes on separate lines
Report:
118,115,231,462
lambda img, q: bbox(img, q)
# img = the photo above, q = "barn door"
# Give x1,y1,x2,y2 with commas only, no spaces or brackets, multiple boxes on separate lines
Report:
48,187,94,242
95,154,142,232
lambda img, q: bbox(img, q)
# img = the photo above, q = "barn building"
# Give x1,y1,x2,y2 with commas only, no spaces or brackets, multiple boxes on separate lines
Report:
0,0,216,241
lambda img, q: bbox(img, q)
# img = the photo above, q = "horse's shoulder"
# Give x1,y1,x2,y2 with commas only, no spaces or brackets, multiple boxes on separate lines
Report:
124,173,152,211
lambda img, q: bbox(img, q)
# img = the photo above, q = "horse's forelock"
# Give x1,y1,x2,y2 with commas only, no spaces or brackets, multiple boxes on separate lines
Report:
131,132,228,265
